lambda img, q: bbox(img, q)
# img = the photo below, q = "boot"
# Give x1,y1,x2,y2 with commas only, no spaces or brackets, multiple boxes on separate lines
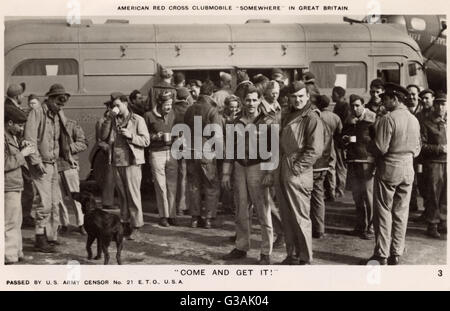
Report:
427,224,441,239
34,235,56,253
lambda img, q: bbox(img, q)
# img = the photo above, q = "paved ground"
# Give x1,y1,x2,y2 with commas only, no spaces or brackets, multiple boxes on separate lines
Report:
18,190,446,265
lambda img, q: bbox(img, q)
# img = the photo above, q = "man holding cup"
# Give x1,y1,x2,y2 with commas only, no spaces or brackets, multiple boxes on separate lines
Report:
342,94,377,240
144,91,179,227
101,92,150,240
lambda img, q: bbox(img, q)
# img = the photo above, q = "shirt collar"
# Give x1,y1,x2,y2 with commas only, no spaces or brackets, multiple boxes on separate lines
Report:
7,97,20,108
261,98,281,113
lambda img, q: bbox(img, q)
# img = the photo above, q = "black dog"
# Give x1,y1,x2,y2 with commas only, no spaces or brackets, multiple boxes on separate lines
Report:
72,192,123,265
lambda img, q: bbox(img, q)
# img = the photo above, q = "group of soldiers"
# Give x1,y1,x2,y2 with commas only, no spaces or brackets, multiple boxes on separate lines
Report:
4,66,447,265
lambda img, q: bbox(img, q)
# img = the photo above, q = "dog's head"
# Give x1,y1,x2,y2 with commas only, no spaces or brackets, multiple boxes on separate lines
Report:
71,191,98,214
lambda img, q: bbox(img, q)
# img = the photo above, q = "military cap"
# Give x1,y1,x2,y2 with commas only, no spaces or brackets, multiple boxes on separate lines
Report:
419,88,435,98
28,94,39,102
6,82,26,98
381,82,408,101
349,94,364,105
287,81,307,94
110,92,124,101
5,105,27,123
434,92,447,102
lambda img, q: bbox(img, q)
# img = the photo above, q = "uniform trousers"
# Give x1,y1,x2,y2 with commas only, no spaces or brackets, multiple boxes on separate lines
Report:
58,168,84,227
276,156,314,262
31,162,61,237
5,191,23,263
150,150,178,218
113,165,144,228
234,162,273,255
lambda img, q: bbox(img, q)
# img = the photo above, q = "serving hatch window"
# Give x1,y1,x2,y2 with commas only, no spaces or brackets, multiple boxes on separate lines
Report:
308,62,367,92
377,62,400,84
83,59,156,92
11,58,79,93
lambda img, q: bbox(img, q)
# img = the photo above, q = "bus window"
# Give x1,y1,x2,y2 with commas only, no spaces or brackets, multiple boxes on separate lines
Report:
11,58,79,93
408,61,428,89
308,62,366,92
177,69,232,89
377,62,400,84
83,59,156,92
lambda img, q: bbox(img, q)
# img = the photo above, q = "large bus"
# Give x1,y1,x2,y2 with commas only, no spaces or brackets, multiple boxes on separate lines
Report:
4,18,428,180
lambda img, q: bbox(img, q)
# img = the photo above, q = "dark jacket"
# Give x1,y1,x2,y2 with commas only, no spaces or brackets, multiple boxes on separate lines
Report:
4,132,26,192
420,113,447,163
144,108,176,152
342,109,376,162
184,95,223,156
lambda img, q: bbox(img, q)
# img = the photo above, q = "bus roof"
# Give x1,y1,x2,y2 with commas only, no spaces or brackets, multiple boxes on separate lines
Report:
5,19,421,53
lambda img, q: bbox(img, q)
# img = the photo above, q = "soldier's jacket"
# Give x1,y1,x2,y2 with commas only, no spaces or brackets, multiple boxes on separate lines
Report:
342,108,376,162
420,113,447,163
4,131,26,192
24,102,60,166
370,104,421,184
280,102,324,175
57,119,88,172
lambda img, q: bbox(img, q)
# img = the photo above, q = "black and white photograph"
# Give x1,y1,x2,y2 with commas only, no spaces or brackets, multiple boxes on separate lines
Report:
1,0,449,292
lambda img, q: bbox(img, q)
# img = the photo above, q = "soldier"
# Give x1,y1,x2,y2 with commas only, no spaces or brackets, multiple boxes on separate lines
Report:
101,93,150,240
366,79,386,118
212,72,233,112
420,93,447,238
184,80,223,229
331,86,349,199
366,83,421,265
311,95,342,239
4,106,35,264
221,85,276,264
56,115,88,236
129,90,146,117
342,94,376,240
276,81,324,265
406,84,421,115
24,84,71,253
145,91,178,227
417,89,435,122
5,83,35,229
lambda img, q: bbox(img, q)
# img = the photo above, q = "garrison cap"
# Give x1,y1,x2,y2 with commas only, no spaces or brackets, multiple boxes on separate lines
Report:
381,82,408,101
5,105,27,123
110,92,124,101
287,81,307,95
6,82,26,98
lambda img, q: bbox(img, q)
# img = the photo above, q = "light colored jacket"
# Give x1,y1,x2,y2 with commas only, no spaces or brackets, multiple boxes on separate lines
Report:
4,132,26,192
101,112,150,165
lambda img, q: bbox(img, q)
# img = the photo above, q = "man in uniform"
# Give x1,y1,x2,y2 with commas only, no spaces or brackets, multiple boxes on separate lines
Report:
212,72,233,112
5,83,35,228
420,93,447,238
184,81,223,229
148,67,177,111
4,106,35,264
276,81,324,265
366,79,386,118
24,84,71,253
366,83,421,265
342,94,377,240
